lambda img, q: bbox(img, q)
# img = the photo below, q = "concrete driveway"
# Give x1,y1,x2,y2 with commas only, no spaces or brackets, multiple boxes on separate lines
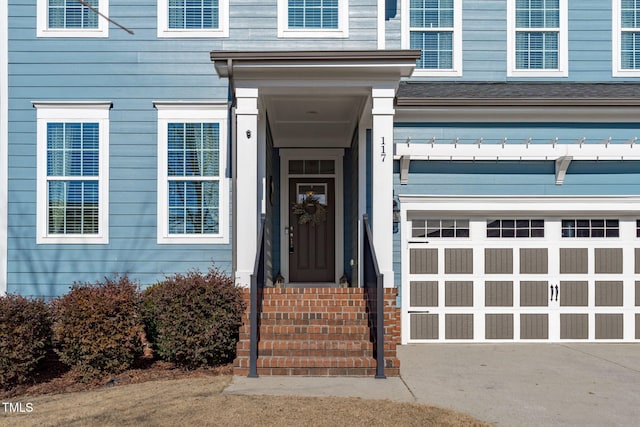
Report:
399,344,640,426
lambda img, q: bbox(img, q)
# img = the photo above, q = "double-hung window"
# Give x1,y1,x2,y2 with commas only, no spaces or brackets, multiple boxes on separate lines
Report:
34,102,111,244
155,103,229,244
37,0,109,37
402,0,462,76
507,0,567,77
158,0,229,37
613,0,640,76
278,0,349,38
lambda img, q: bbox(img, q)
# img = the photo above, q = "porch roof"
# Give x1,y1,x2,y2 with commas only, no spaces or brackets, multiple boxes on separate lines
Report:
397,82,640,107
210,50,422,80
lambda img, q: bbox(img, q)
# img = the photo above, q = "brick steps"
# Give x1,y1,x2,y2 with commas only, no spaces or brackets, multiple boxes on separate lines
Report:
234,287,400,377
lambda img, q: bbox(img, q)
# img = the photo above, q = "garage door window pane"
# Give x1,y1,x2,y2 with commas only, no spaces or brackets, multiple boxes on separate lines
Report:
562,219,619,238
487,219,545,238
412,219,469,239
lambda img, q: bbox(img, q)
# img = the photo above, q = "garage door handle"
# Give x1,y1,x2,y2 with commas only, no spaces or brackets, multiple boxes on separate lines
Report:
550,285,559,301
555,285,559,301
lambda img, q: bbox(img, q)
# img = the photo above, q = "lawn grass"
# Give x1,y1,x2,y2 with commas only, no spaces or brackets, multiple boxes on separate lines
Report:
0,375,488,426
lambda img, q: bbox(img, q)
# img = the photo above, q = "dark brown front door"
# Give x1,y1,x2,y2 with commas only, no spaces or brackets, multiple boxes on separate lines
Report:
289,178,335,282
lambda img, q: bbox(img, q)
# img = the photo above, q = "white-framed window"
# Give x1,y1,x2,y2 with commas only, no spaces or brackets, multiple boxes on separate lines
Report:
37,0,109,38
613,0,640,77
155,102,229,244
158,0,229,37
561,219,620,238
34,102,111,244
486,219,545,238
277,0,349,38
401,0,463,77
507,0,568,77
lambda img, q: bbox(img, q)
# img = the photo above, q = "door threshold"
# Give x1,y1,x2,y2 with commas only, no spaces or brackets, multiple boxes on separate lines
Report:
284,282,341,288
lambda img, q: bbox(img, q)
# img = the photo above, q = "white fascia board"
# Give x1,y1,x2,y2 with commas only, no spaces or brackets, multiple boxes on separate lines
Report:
398,195,640,216
394,142,640,161
0,0,7,294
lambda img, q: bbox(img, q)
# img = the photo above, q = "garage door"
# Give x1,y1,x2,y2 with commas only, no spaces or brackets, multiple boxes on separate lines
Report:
402,209,640,343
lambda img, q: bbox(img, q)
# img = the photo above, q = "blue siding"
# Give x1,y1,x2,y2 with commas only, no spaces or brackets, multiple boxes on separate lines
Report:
387,0,639,82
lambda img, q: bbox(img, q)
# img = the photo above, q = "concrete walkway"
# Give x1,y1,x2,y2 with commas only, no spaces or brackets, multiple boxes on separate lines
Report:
223,344,640,426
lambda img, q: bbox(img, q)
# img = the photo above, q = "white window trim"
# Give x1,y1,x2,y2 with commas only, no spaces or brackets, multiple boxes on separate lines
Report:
401,0,463,77
277,0,349,38
36,0,109,38
33,101,111,244
612,0,640,77
157,0,229,38
507,0,568,77
155,102,229,244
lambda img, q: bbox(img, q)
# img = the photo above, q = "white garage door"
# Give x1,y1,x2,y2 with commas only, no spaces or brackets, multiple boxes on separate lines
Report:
401,197,640,343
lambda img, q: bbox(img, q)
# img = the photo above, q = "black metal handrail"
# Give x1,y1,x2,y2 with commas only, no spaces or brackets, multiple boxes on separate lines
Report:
362,214,386,379
248,214,266,378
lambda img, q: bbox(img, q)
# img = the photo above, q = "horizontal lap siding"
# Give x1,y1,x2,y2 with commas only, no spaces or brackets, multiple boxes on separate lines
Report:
6,1,378,297
388,1,615,81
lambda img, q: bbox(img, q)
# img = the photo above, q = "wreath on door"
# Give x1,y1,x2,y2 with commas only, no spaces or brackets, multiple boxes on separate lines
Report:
292,195,327,225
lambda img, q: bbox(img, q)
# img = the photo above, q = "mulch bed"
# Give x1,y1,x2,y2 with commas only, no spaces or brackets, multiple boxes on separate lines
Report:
0,349,232,399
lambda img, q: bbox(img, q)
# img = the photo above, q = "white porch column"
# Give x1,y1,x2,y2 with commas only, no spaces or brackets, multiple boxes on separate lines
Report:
371,87,396,287
234,87,259,287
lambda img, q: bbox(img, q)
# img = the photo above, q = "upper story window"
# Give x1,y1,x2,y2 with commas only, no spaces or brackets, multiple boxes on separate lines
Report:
37,0,109,37
402,0,462,76
158,0,229,37
278,0,349,38
33,102,111,244
487,219,545,238
613,0,640,77
507,0,567,77
637,219,640,237
155,102,229,244
561,219,620,238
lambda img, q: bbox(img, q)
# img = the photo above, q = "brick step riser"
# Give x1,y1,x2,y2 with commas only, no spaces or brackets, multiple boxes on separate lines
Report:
256,325,369,334
236,356,376,369
257,319,369,327
237,349,373,358
235,367,380,376
259,313,369,321
257,333,370,341
236,340,374,351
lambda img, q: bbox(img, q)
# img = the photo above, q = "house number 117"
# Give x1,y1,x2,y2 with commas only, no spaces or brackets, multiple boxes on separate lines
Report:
381,137,386,162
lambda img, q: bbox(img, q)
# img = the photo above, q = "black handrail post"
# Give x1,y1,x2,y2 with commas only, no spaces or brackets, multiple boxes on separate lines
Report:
248,214,266,378
363,214,386,379
376,261,385,379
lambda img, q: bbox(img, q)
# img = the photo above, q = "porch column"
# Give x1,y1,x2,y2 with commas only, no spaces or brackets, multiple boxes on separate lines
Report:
234,87,259,286
371,87,395,287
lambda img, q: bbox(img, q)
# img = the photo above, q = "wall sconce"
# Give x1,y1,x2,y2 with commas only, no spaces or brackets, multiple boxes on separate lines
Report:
246,129,252,139
393,198,400,234
393,199,400,224
274,272,284,288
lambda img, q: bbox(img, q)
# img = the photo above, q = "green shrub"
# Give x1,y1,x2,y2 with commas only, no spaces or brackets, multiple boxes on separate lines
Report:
141,267,245,369
51,275,142,380
0,294,52,390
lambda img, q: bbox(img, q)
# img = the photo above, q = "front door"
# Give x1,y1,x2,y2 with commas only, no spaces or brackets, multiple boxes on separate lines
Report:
289,178,335,282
